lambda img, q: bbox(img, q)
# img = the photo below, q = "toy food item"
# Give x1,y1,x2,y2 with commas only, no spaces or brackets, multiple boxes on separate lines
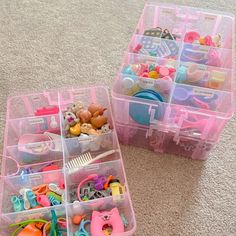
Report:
88,103,106,116
77,109,92,123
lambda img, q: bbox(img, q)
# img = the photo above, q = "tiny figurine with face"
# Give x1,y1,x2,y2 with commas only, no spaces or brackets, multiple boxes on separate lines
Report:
64,111,80,131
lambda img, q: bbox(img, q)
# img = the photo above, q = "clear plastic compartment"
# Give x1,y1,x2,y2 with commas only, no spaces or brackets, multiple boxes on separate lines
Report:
170,83,233,114
7,92,59,119
180,43,233,69
0,204,66,235
183,11,234,49
6,115,61,146
58,87,114,139
67,195,136,236
111,90,171,127
0,170,65,215
63,132,119,168
128,34,181,59
65,159,126,203
135,3,187,39
175,62,233,91
116,122,216,160
2,140,63,176
117,53,177,100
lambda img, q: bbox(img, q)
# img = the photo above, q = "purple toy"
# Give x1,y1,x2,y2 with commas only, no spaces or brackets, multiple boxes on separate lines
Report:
94,176,106,191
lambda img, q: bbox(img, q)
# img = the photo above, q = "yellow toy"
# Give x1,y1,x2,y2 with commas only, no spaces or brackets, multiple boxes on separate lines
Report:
212,34,221,47
208,70,226,89
69,123,81,136
109,179,125,201
148,70,159,79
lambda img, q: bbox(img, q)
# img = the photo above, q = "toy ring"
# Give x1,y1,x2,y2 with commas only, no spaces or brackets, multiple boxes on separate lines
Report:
184,31,200,43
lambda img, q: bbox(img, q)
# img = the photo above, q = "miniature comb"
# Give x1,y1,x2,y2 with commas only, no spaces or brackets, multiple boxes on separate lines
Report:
65,149,118,174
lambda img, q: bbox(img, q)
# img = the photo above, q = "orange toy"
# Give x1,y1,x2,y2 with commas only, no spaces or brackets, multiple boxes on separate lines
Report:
32,184,49,196
77,109,92,123
88,103,106,116
91,113,108,129
104,175,114,190
17,223,43,236
72,215,85,225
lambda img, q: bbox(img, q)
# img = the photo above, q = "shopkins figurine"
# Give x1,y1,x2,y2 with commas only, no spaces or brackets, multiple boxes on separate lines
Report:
69,123,81,136
109,179,125,201
64,111,80,131
91,208,125,236
77,109,92,123
99,123,111,134
68,101,84,114
212,34,221,47
91,113,108,129
88,103,106,116
81,123,99,135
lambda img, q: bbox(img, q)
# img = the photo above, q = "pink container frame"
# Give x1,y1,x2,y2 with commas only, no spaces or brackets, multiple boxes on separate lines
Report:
0,86,136,236
111,2,235,160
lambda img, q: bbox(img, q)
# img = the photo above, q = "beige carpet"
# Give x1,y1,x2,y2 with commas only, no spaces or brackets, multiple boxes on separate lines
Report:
0,0,235,235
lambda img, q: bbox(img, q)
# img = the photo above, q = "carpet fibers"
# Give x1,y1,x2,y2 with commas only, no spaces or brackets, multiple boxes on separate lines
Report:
0,1,235,235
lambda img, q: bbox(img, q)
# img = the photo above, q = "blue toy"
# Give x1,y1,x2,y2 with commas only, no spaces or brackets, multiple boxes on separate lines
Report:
129,89,165,125
75,219,91,236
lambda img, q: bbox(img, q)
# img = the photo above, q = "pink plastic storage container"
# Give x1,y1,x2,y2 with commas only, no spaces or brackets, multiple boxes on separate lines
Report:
0,87,136,235
112,2,235,160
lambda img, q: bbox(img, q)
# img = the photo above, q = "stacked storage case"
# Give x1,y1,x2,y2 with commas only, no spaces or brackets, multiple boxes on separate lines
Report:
112,2,235,160
0,87,136,235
